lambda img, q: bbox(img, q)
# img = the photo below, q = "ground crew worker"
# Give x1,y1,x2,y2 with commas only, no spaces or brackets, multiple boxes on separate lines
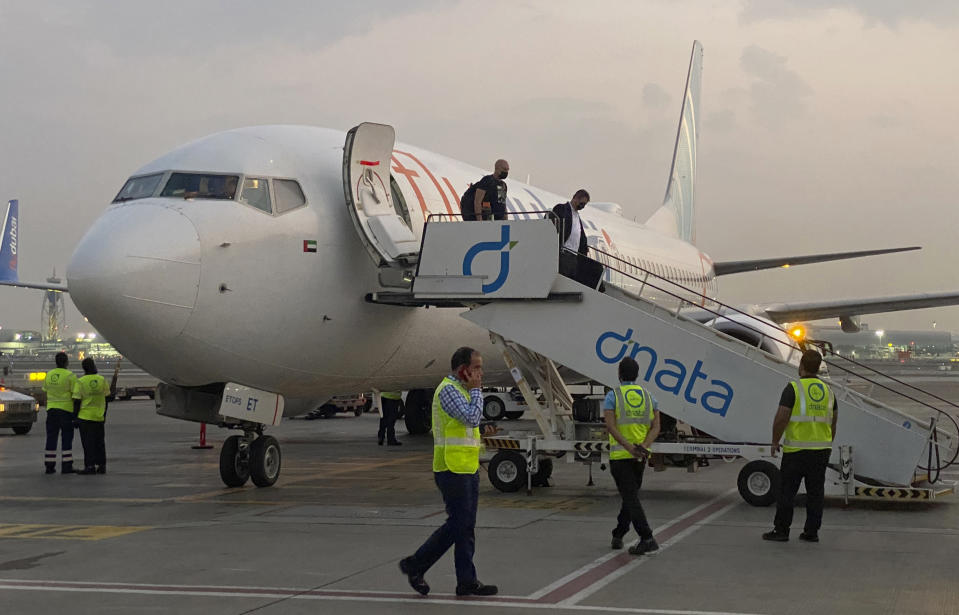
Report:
763,349,838,543
604,356,661,555
42,352,77,474
72,358,117,475
399,346,498,597
377,391,403,446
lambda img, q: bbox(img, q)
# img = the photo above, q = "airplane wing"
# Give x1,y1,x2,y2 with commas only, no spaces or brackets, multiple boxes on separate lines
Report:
0,279,68,292
713,246,920,276
761,291,959,323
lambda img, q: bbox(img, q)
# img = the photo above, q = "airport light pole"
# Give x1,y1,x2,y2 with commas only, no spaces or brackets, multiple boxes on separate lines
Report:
876,329,885,357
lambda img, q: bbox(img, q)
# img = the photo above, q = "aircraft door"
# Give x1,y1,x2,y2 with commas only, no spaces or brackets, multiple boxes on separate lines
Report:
343,123,419,267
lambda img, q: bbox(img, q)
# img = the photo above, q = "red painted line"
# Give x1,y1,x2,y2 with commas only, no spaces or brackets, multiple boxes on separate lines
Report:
534,495,734,603
441,176,462,217
359,160,380,166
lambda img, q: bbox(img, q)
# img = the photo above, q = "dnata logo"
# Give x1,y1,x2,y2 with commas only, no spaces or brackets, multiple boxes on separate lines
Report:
624,389,645,409
596,328,734,417
462,225,517,293
807,382,826,402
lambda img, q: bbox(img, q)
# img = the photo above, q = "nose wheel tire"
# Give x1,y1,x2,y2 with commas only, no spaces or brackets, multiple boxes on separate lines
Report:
219,435,250,487
737,460,780,506
250,435,282,487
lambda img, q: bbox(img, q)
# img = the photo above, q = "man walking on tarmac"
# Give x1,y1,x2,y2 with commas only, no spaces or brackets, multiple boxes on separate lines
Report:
605,356,662,555
42,352,77,474
73,358,118,475
399,347,499,597
763,349,838,543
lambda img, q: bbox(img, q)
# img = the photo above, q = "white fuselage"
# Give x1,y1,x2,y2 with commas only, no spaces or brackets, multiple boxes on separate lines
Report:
66,125,720,407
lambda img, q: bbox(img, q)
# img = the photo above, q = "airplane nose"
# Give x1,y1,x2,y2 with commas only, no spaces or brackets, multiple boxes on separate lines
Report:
67,203,201,342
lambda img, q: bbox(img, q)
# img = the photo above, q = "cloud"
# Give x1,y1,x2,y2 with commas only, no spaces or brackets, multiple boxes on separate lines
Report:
642,83,671,110
740,0,959,27
740,45,812,126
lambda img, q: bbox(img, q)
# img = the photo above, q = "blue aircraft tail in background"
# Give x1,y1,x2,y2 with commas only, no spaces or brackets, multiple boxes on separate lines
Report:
0,199,19,284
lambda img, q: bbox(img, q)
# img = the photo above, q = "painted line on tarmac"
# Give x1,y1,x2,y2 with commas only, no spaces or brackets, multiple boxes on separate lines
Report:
0,524,151,541
0,578,766,614
530,489,739,605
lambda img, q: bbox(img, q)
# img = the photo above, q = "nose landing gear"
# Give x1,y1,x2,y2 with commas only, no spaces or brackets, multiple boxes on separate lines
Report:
218,424,283,488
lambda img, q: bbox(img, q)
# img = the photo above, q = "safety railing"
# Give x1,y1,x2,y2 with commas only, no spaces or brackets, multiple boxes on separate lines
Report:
583,244,959,478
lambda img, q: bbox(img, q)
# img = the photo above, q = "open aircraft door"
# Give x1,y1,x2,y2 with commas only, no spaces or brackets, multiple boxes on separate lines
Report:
343,123,419,267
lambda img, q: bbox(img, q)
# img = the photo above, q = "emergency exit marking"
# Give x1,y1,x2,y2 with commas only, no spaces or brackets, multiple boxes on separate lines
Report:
0,523,151,541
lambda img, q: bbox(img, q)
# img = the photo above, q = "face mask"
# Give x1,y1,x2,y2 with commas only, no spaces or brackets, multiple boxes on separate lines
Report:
498,171,508,180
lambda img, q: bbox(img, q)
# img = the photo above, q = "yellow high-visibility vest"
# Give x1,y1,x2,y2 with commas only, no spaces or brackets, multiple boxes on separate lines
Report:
609,384,654,460
73,374,108,422
782,378,834,453
431,377,481,474
43,368,76,412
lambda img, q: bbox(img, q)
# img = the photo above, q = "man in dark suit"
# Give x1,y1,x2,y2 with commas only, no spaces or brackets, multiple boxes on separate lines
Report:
550,189,603,287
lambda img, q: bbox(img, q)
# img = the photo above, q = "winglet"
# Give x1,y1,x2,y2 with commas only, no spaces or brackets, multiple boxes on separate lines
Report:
0,199,19,283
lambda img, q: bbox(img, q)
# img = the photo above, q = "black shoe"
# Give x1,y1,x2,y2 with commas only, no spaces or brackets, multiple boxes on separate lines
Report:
628,537,659,555
45,465,56,474
378,439,384,446
399,557,429,596
456,580,498,596
762,530,789,542
387,441,402,446
61,465,75,474
610,536,624,550
96,466,106,474
799,532,819,543
77,467,97,475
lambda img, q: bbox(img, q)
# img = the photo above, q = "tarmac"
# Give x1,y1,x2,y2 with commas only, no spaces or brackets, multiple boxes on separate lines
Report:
1,399,958,615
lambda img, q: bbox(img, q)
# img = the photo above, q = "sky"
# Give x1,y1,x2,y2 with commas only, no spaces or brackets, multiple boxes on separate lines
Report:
0,0,957,337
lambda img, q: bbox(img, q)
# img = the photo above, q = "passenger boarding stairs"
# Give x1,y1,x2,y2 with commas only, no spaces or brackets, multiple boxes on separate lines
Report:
370,219,958,497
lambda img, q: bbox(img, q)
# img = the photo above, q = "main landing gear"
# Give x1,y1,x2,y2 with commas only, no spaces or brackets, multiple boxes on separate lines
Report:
219,423,282,488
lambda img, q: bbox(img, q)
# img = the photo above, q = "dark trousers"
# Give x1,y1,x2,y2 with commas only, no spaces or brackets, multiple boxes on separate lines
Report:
410,471,479,585
44,408,75,467
78,420,106,469
559,251,605,289
610,458,653,540
774,448,831,535
377,398,401,443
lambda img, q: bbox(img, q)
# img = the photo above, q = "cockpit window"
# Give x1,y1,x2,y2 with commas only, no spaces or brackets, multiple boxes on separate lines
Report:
274,179,306,213
161,173,239,200
239,177,272,213
113,173,164,203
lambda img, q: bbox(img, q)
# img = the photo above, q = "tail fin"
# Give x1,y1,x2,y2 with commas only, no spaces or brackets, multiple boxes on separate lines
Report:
644,40,703,243
0,200,18,283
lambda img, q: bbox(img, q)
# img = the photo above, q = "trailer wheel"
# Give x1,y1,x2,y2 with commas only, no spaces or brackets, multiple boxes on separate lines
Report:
249,435,281,487
219,435,250,488
531,458,553,487
504,410,524,420
12,424,32,435
483,395,506,420
737,460,780,506
489,451,527,492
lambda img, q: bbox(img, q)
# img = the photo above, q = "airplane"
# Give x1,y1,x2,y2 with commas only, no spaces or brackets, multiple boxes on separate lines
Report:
6,41,959,488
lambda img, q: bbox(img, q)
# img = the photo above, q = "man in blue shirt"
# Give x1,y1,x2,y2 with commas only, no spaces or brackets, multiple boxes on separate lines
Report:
399,346,499,597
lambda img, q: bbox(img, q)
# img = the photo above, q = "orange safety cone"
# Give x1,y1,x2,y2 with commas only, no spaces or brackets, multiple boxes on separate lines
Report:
192,423,214,449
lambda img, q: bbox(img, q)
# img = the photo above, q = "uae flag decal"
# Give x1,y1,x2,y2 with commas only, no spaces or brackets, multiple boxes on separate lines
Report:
303,240,317,253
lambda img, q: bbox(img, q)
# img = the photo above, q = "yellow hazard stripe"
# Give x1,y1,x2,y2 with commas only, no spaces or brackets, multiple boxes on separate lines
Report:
482,438,521,449
0,523,152,541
